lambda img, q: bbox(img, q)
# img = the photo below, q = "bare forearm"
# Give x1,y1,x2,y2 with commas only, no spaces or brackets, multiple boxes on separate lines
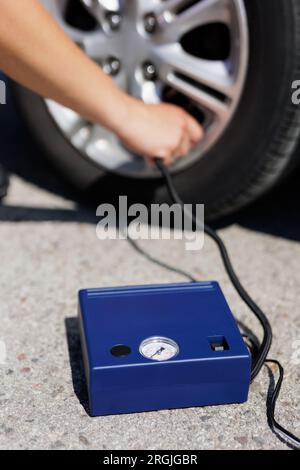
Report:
0,0,129,132
0,1,203,162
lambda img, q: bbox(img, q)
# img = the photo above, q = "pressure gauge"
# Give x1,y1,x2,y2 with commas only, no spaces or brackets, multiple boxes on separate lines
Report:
139,336,179,362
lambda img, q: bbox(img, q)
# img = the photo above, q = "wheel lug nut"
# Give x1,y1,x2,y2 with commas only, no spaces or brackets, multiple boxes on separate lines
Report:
142,61,157,81
143,13,157,34
103,57,121,76
106,11,122,31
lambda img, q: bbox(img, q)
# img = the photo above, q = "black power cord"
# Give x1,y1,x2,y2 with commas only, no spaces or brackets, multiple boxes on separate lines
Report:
155,159,273,382
133,158,299,450
127,237,197,283
264,359,300,449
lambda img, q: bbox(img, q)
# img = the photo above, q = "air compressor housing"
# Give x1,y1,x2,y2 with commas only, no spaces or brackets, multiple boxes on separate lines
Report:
78,282,251,417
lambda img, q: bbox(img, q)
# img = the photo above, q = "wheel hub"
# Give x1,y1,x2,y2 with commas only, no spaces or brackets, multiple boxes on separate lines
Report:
42,0,249,178
95,3,165,103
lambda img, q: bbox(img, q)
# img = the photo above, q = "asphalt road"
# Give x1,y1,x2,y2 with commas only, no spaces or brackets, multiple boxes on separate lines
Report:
0,87,300,450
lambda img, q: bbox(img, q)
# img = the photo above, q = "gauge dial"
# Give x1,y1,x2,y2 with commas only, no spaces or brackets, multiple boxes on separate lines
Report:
139,337,179,362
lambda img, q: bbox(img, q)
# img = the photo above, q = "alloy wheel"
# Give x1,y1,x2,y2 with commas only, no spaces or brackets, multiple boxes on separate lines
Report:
41,0,249,177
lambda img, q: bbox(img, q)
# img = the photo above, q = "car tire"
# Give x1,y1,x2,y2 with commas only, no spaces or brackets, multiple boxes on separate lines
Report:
11,0,300,219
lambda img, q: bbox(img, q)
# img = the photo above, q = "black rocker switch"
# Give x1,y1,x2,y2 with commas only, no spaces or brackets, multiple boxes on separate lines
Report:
209,336,229,352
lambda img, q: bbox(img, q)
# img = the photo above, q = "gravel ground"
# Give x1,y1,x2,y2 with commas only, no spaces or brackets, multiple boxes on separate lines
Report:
0,86,300,450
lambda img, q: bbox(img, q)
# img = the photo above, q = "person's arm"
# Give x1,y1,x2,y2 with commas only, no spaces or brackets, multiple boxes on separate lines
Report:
0,0,203,164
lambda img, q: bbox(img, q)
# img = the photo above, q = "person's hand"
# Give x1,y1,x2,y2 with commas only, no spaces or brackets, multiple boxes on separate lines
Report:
115,98,203,166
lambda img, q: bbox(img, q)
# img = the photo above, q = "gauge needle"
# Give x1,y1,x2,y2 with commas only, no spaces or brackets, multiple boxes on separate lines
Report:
151,347,165,359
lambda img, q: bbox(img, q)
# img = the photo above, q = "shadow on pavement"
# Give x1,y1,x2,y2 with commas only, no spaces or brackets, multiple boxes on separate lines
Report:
65,317,90,416
226,169,300,242
0,204,97,223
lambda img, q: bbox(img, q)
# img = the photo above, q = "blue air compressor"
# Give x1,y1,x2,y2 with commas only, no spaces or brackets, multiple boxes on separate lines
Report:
78,282,251,417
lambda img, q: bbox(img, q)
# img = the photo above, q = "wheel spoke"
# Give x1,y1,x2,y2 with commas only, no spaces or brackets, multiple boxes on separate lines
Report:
156,0,231,42
81,0,120,16
85,125,147,173
166,73,228,120
154,0,188,13
62,24,112,60
78,31,115,59
80,0,122,33
42,0,116,59
45,101,91,144
154,44,234,98
130,75,161,104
